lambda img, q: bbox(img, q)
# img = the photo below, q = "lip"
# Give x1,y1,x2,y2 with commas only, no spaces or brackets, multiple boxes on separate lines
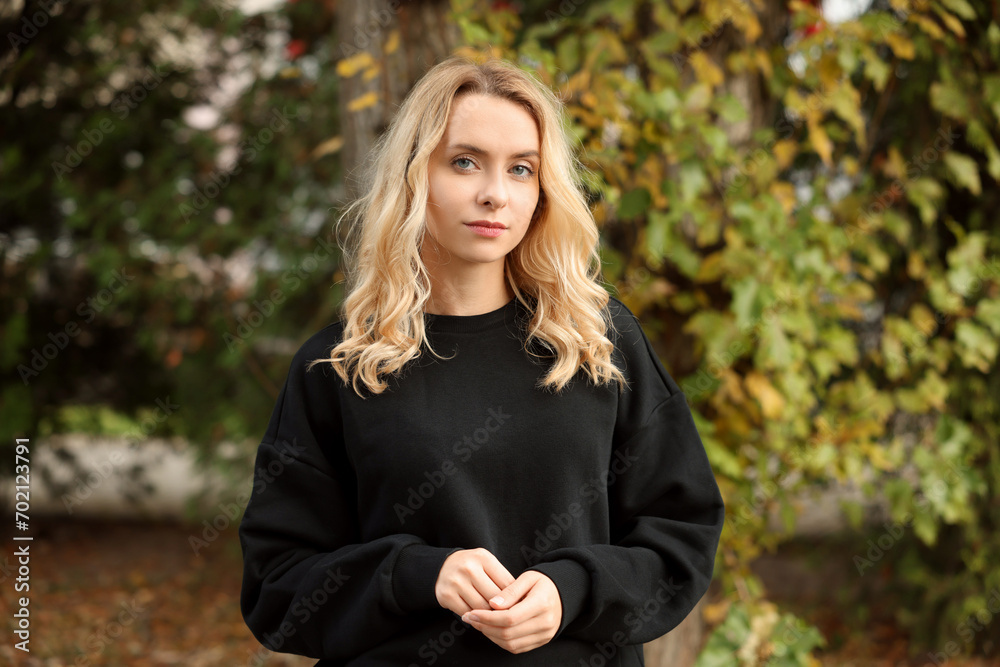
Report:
465,222,506,238
465,221,507,229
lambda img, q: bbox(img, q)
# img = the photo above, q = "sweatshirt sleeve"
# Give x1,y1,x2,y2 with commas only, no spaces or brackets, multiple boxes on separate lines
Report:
525,299,725,644
238,326,462,660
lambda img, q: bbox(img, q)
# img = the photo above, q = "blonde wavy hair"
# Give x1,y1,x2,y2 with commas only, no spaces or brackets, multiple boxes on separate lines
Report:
308,54,628,398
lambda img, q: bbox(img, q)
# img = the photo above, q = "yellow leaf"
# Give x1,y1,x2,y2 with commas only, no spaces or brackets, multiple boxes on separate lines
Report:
453,45,492,62
733,10,762,43
572,106,605,129
817,52,841,90
311,136,343,160
773,139,798,169
745,372,787,420
336,51,374,77
769,181,797,214
684,83,713,112
884,146,908,180
885,31,916,59
347,91,378,112
384,29,400,55
363,65,380,82
580,91,598,109
718,367,749,404
932,6,966,37
908,12,946,40
910,302,937,335
829,81,866,151
907,251,926,279
808,121,834,165
563,69,590,95
836,299,865,320
843,155,860,176
754,48,773,79
695,251,725,282
702,599,731,625
865,443,895,471
784,88,808,114
689,51,725,87
833,253,851,274
787,0,821,17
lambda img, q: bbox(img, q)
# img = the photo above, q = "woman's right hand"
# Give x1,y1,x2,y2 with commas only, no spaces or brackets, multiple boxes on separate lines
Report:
434,548,516,616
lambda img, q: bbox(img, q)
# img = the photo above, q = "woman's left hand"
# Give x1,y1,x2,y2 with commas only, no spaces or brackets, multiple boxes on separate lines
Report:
460,570,562,654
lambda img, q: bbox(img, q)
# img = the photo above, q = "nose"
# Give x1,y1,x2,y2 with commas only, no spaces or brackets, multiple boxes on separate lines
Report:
477,168,508,209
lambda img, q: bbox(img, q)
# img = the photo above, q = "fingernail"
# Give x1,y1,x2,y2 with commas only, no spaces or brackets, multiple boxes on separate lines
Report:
490,596,504,605
464,612,479,622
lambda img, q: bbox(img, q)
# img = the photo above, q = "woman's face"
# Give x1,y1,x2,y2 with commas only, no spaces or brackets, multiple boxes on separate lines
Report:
421,93,541,272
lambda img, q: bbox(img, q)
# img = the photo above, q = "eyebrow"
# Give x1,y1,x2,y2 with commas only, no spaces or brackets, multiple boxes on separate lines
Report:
447,143,540,160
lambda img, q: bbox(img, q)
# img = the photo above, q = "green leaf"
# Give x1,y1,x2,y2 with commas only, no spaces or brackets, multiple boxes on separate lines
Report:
930,80,972,121
645,211,670,263
617,187,651,220
0,312,28,370
975,298,1000,336
730,277,761,332
679,162,708,203
809,349,839,381
828,81,865,145
701,125,730,159
965,119,1000,180
906,178,946,226
779,500,797,534
939,0,977,20
652,87,681,114
955,319,999,372
826,327,859,365
916,370,949,410
684,310,735,361
841,498,865,530
884,477,916,521
717,93,749,124
943,152,982,195
696,604,751,667
772,613,826,659
556,34,581,73
946,231,989,295
984,74,1000,122
700,432,743,478
912,508,939,546
862,46,891,91
759,318,793,368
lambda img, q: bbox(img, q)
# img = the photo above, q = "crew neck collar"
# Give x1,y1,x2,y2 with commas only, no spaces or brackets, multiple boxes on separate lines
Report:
423,296,520,333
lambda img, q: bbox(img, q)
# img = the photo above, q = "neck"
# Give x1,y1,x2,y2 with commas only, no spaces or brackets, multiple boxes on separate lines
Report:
422,268,513,316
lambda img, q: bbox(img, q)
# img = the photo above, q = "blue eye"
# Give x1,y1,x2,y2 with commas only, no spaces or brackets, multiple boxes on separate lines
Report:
512,165,534,177
454,157,474,169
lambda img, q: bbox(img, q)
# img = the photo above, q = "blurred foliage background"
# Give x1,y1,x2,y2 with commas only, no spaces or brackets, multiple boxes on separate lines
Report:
2,0,999,664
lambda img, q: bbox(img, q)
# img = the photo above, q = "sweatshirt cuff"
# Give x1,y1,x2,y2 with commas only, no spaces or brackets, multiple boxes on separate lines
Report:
525,559,591,639
391,544,464,614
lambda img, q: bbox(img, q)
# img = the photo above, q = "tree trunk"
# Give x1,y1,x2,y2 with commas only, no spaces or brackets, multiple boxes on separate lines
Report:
336,0,459,199
643,595,706,667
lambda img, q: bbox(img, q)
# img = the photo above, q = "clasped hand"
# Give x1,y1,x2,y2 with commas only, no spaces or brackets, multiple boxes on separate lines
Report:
433,547,562,654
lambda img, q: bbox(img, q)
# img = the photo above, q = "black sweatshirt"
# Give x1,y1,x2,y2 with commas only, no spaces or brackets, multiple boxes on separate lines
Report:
238,295,725,667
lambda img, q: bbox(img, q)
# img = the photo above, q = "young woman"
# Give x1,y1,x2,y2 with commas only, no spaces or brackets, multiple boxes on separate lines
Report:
239,55,725,666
